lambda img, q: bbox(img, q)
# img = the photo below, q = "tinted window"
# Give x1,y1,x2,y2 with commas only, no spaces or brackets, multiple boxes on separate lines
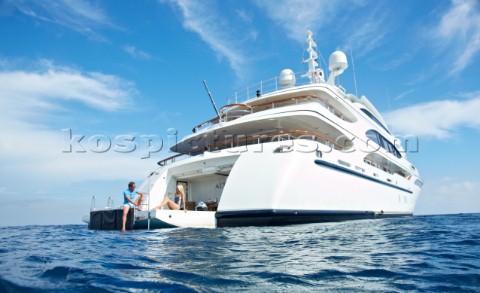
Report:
379,136,389,150
361,109,390,134
365,130,402,159
366,130,379,144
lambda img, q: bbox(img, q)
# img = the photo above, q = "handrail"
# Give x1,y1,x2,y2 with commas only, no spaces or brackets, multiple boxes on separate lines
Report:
90,196,96,211
230,71,312,102
190,71,310,133
192,94,351,133
219,103,252,115
158,129,348,167
220,103,253,123
191,105,253,132
192,116,220,133
107,196,114,209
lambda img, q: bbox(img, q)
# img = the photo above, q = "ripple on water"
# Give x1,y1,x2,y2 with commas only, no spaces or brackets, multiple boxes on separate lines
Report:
0,214,478,292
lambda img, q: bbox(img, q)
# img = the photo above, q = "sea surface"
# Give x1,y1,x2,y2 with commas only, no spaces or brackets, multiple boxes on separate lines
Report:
0,214,479,292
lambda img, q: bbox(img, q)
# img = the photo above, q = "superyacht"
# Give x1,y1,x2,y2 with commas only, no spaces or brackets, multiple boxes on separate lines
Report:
86,31,423,229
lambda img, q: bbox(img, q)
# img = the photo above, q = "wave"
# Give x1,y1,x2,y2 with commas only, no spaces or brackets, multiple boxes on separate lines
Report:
0,214,478,292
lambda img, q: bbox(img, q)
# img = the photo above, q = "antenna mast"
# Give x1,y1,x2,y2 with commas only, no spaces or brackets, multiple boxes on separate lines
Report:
349,43,358,97
302,30,323,83
202,80,221,119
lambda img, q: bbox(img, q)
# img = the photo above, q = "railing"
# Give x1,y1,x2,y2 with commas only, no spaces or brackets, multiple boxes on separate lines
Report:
193,94,352,133
220,103,253,123
228,71,312,103
90,196,96,211
89,195,115,211
158,129,350,167
140,192,150,211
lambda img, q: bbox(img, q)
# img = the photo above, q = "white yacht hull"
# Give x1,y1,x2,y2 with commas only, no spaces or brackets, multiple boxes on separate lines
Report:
135,140,420,228
85,31,423,230
134,210,216,229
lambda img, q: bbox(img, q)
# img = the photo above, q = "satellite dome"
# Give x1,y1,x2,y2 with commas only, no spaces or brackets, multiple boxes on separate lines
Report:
328,51,348,74
278,69,296,88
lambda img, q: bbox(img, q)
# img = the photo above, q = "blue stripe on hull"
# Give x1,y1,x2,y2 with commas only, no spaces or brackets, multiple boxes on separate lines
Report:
216,209,411,227
314,159,413,194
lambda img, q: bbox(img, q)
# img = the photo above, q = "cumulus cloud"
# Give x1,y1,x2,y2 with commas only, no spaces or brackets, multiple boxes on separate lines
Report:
433,0,480,75
384,94,480,139
415,176,480,215
0,60,151,184
0,72,159,225
437,177,476,194
0,60,135,114
0,58,155,223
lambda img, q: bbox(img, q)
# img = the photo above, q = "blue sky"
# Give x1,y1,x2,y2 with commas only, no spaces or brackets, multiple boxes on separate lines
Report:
0,0,479,226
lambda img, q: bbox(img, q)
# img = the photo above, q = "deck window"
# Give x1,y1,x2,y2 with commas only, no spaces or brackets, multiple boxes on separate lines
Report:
366,130,402,159
414,179,423,188
366,130,380,145
361,108,390,134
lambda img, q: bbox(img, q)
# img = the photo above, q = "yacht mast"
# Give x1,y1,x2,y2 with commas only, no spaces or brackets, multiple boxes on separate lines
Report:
303,30,323,84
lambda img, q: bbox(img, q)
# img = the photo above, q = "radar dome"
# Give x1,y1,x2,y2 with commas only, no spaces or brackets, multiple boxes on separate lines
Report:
278,69,296,88
328,51,348,74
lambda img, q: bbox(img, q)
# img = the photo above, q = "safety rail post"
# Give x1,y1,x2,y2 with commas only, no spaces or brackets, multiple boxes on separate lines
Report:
107,196,114,209
147,171,154,230
90,196,96,211
145,192,150,230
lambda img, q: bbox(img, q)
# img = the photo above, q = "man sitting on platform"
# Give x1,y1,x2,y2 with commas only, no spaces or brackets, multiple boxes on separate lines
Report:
122,181,144,231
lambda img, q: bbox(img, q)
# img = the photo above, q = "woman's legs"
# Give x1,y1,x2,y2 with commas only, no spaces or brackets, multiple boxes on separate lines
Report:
166,200,180,210
155,196,170,210
155,196,180,210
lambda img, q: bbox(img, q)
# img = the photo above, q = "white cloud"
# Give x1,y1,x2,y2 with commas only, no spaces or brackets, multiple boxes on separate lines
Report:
236,8,252,23
415,176,480,215
0,60,135,113
384,94,480,139
162,0,387,76
437,178,476,194
433,0,480,75
393,89,415,101
161,0,252,78
124,45,152,60
0,60,164,226
7,0,115,39
0,60,152,183
254,0,388,57
254,0,336,43
342,6,388,57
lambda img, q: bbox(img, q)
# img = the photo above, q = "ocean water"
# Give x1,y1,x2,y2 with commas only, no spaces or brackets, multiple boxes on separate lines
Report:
0,214,479,292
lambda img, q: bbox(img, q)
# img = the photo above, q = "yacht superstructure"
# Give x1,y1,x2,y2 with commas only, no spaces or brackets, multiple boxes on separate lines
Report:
86,31,423,229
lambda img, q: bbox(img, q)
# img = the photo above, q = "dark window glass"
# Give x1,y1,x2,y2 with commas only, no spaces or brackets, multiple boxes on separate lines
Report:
379,136,389,150
366,130,379,145
387,141,395,153
361,108,390,134
365,129,402,159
